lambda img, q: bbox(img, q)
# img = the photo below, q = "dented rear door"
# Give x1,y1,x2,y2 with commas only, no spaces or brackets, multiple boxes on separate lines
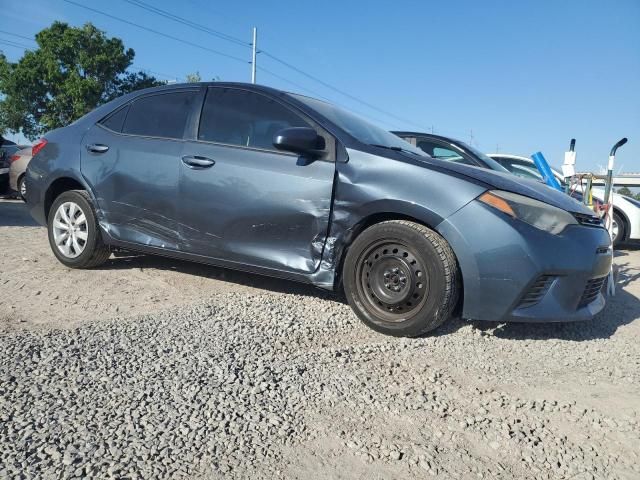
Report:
81,89,199,250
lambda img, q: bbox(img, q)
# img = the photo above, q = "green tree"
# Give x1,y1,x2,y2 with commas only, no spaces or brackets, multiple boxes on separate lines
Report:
186,71,201,83
616,186,633,197
0,22,163,140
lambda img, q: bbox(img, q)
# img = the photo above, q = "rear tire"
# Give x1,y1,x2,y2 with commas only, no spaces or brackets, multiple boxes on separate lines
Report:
611,211,626,246
47,190,111,268
343,220,459,337
18,175,26,201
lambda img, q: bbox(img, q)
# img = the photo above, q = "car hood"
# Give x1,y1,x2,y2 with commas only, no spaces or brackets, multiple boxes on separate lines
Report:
398,152,595,215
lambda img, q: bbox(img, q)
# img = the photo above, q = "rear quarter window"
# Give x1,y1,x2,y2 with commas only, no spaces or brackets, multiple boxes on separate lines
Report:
99,106,129,133
122,91,198,139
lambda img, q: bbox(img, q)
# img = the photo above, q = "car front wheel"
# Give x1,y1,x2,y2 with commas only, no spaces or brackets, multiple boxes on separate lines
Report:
47,190,111,268
343,220,459,337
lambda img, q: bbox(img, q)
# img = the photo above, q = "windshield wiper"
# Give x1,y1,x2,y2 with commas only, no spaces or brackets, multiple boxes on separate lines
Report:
369,143,402,151
369,144,423,157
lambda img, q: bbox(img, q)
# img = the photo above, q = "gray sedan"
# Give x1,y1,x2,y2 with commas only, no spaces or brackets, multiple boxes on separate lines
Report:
24,82,612,336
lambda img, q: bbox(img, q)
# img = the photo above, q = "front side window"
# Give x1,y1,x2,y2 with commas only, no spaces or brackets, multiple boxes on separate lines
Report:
198,88,311,150
122,91,198,139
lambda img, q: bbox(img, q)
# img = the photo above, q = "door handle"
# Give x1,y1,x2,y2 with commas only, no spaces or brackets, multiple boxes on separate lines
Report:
182,155,215,168
86,144,109,154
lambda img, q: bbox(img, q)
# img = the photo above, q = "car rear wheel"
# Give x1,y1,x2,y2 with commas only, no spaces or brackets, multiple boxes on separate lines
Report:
343,220,459,337
18,175,26,201
611,211,626,246
47,190,111,268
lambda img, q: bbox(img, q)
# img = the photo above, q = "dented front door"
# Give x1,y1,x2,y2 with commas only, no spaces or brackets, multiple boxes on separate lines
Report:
178,142,335,274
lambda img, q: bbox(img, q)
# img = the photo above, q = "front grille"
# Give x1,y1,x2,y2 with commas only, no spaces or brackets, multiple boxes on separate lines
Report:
573,212,603,228
578,276,607,308
517,275,556,308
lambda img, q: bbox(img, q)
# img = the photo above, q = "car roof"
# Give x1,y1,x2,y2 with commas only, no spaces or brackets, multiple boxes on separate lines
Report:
131,81,289,98
489,153,564,177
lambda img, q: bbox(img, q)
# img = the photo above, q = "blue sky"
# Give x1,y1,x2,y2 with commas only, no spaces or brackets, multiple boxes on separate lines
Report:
1,0,638,172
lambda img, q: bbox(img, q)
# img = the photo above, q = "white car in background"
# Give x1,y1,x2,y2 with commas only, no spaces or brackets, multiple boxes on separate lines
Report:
489,154,639,246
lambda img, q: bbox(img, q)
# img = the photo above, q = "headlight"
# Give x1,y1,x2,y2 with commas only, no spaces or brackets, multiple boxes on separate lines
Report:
478,190,577,235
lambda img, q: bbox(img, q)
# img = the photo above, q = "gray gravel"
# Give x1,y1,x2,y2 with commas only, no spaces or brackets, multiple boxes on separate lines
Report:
2,257,640,480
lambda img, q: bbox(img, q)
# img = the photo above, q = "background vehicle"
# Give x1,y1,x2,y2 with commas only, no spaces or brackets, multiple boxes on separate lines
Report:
392,132,511,173
9,146,33,201
1,142,27,195
489,154,639,245
26,83,611,337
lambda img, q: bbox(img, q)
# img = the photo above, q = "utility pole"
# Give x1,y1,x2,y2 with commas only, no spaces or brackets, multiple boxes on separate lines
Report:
251,27,257,84
431,125,434,134
469,129,474,146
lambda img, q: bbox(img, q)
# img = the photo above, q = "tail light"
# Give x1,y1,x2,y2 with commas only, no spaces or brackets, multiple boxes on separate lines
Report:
31,138,48,156
9,154,20,163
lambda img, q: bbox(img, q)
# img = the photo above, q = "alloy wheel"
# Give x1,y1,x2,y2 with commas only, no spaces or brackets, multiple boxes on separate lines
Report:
19,177,27,198
52,201,88,258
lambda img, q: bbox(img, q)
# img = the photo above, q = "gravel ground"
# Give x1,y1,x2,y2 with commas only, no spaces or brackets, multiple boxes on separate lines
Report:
1,199,639,479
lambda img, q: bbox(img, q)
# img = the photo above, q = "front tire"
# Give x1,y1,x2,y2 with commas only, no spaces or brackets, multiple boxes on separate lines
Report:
47,190,111,268
343,220,459,337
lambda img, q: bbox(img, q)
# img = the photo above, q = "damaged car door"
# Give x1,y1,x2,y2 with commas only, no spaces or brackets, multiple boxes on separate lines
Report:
178,86,335,274
81,89,199,249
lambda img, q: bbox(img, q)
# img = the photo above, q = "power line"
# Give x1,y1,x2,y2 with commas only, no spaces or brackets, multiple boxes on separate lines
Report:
0,30,37,43
66,0,461,134
257,66,331,102
257,66,399,127
0,39,32,50
62,0,248,65
0,30,183,83
113,0,429,130
122,0,249,48
134,66,183,82
258,51,428,131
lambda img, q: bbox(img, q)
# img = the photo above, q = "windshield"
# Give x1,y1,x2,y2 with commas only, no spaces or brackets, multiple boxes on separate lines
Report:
288,94,426,156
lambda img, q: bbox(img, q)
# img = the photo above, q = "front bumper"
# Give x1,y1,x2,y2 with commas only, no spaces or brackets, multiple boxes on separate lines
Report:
437,200,612,323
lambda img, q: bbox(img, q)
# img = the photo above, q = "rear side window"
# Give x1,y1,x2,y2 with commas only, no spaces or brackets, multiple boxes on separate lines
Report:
123,91,198,139
100,106,129,133
198,88,310,150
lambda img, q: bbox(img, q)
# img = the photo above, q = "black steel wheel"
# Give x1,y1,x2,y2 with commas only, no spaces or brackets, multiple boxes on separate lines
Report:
356,241,429,321
343,220,459,337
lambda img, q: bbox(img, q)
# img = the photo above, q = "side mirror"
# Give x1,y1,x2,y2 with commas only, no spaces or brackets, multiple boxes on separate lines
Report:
273,127,325,157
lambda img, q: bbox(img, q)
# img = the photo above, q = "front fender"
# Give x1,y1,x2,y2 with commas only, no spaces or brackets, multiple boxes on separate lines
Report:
309,149,488,289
